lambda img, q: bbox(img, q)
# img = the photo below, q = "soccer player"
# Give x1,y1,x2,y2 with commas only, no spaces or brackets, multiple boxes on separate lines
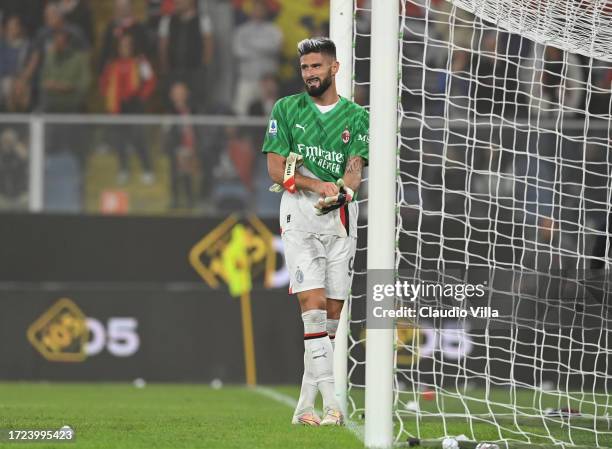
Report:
262,37,369,426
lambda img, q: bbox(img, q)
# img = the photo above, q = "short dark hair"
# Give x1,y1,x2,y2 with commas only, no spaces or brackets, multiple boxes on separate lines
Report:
297,37,336,59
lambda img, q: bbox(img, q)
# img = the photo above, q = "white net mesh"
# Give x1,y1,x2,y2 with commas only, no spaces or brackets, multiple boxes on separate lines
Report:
452,0,612,62
348,0,612,446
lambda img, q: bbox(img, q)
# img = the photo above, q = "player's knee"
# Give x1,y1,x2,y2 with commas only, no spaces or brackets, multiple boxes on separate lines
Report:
326,298,344,320
297,289,326,311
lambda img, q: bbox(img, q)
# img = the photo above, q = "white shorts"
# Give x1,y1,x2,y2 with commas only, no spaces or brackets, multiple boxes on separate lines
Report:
281,230,357,300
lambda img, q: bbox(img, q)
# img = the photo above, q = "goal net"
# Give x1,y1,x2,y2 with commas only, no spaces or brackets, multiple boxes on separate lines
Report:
347,0,612,447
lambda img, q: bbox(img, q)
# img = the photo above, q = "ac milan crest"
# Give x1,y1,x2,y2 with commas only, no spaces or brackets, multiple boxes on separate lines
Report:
342,128,350,144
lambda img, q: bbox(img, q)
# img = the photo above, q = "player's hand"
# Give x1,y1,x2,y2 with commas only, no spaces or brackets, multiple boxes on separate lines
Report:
314,179,354,215
316,181,339,198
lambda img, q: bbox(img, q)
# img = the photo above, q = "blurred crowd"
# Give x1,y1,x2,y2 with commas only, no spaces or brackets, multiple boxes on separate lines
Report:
0,0,308,116
354,0,612,270
0,0,331,213
1,0,611,220
352,0,612,119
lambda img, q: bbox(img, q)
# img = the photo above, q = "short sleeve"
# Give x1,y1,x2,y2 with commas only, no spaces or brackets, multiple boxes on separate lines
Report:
262,100,291,158
349,109,369,163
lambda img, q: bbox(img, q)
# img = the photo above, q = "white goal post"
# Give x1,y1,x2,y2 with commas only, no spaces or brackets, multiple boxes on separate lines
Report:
330,3,400,441
362,0,400,448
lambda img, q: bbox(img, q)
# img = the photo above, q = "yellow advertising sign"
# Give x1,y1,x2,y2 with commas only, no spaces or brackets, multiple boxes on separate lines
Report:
189,214,276,294
27,298,88,362
189,214,275,386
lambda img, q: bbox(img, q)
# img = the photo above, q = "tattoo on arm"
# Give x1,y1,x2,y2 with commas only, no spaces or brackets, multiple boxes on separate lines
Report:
345,156,364,175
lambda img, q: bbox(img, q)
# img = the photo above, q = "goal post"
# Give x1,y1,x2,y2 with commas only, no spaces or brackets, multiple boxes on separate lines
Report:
364,0,401,448
330,2,400,443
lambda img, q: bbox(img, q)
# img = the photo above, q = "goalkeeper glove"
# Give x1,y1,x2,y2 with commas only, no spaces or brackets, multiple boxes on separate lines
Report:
314,178,354,216
269,152,303,193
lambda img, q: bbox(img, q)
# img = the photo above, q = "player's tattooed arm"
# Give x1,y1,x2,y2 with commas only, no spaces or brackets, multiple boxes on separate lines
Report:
314,157,363,214
343,156,364,192
345,156,363,174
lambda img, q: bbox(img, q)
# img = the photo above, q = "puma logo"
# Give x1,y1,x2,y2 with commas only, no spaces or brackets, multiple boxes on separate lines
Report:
313,353,327,359
295,123,307,132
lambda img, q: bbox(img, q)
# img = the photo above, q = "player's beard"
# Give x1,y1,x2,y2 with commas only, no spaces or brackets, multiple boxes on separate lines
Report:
304,70,333,97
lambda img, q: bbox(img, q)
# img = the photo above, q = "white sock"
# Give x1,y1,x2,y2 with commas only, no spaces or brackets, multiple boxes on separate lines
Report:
327,318,339,351
294,353,318,416
301,309,338,412
294,309,324,416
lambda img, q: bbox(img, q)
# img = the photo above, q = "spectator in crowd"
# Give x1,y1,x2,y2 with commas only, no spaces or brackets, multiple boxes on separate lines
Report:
528,44,585,116
469,31,507,116
0,15,30,112
211,123,254,212
146,0,174,40
247,72,279,116
225,125,254,193
588,63,612,114
434,48,470,117
164,81,199,209
424,1,475,117
100,32,156,185
0,127,28,207
58,0,94,46
431,0,475,59
198,100,233,207
99,0,150,74
39,29,90,211
232,0,282,115
0,0,44,38
158,0,214,109
499,33,532,117
232,0,280,25
245,73,278,169
599,66,612,87
39,29,90,114
17,2,88,111
542,46,567,106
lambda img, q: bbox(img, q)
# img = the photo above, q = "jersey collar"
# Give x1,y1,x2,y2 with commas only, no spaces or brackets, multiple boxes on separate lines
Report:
304,92,346,119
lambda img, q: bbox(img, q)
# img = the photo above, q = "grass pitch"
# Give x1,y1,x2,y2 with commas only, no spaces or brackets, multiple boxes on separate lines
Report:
1,383,611,449
0,383,361,449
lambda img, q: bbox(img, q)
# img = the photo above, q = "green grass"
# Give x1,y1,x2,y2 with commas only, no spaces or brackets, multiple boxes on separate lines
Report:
1,383,611,448
0,383,361,449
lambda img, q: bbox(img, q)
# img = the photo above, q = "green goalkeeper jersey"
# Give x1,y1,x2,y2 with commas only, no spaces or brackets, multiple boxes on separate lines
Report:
262,92,369,181
262,92,369,237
